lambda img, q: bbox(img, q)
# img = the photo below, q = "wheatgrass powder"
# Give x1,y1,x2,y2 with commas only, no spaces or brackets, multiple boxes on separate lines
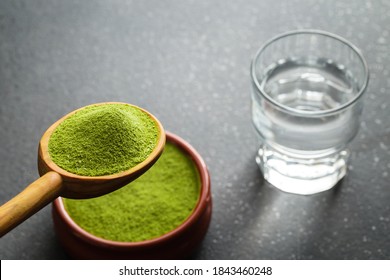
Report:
63,142,200,242
48,103,158,176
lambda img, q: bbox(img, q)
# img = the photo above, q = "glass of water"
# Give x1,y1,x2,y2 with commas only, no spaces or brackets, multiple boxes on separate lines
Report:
251,30,369,195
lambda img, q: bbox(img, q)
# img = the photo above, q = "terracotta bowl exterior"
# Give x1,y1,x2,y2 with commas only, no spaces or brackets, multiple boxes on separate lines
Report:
52,131,212,259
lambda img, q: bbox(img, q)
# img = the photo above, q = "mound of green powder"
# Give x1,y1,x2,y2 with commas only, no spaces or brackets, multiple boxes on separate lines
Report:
48,103,158,176
63,142,200,242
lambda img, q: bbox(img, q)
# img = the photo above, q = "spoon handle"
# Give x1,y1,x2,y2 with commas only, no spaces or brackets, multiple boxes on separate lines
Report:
0,171,63,237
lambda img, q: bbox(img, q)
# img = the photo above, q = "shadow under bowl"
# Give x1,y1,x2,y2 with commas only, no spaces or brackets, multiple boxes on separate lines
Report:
52,131,212,259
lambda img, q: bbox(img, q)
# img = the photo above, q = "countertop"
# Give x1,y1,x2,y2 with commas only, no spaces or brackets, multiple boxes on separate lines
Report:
1,0,389,259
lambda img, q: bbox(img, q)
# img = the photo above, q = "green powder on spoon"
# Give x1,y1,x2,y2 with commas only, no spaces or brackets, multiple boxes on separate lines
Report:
63,141,201,242
48,103,159,176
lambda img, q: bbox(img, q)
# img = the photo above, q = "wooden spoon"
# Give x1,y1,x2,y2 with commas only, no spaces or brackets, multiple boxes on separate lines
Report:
0,102,165,237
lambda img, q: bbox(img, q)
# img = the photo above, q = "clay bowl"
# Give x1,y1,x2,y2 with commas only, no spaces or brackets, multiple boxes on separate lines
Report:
52,131,212,259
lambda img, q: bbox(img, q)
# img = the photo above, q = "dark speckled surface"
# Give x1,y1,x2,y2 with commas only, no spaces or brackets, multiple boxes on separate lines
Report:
1,0,389,259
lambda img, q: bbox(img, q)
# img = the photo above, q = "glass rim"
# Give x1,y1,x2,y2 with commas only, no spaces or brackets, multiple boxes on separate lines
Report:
251,29,369,116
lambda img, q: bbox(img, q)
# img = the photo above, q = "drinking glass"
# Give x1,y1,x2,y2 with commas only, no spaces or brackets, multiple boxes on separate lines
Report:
251,30,369,195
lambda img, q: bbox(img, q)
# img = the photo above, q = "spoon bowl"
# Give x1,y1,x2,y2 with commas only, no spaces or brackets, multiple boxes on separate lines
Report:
38,102,165,198
0,102,165,236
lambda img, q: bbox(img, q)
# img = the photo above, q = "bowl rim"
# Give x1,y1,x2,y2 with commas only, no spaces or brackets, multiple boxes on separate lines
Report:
52,131,210,248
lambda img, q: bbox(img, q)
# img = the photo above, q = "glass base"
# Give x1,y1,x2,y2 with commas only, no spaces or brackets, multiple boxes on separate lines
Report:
256,145,349,195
